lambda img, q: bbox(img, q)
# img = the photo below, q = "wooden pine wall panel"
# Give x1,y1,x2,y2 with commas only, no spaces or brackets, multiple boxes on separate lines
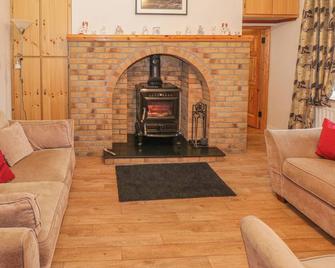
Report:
41,0,69,56
42,57,68,119
12,58,41,120
12,0,40,56
12,0,70,120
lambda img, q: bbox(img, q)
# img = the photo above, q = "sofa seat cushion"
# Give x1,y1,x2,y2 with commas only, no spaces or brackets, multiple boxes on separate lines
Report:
11,148,74,187
283,158,335,207
0,181,69,267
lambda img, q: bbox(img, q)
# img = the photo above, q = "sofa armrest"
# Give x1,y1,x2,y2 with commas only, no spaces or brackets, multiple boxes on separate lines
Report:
10,119,74,150
265,128,321,173
0,228,40,268
0,193,41,235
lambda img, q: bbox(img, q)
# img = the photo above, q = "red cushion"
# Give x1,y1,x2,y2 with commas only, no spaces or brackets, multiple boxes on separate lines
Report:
0,151,15,183
316,118,335,160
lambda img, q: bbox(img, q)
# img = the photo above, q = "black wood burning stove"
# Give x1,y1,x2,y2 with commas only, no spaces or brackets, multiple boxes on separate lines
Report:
135,55,181,146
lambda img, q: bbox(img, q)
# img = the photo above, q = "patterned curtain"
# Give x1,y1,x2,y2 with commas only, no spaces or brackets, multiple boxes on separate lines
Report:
289,0,335,129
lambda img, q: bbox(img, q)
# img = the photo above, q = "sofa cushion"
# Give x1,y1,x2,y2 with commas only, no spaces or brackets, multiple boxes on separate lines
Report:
0,151,15,183
283,158,335,207
0,123,34,167
11,148,74,187
316,118,335,160
0,193,41,235
19,120,73,150
0,181,69,268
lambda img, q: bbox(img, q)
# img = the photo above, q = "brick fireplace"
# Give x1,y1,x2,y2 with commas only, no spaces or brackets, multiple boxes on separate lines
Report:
68,35,251,156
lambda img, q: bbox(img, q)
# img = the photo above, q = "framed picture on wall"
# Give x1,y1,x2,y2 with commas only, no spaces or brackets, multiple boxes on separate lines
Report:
136,0,188,15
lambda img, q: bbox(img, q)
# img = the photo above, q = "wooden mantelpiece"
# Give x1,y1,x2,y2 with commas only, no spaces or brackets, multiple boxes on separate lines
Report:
67,34,254,42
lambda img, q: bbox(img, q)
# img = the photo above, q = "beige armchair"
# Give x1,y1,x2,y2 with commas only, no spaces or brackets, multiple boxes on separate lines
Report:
240,216,335,268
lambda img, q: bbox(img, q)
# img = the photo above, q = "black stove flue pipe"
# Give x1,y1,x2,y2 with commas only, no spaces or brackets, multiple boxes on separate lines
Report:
148,55,163,87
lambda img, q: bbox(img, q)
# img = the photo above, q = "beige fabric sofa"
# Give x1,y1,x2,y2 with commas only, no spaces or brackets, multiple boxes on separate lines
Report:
0,119,75,268
241,215,335,268
265,128,335,238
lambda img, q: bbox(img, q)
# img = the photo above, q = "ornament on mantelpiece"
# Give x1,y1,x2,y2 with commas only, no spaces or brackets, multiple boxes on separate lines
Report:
220,22,231,35
79,21,89,34
197,25,205,35
115,25,124,35
152,27,160,35
99,26,106,35
185,26,191,35
142,26,149,35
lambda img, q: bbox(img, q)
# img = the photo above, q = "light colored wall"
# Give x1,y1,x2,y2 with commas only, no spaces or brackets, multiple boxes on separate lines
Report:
267,0,304,129
72,0,243,35
0,0,11,118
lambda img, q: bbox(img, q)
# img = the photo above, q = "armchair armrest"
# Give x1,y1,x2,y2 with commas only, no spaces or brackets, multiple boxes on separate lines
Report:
0,193,41,235
10,119,74,150
0,228,40,268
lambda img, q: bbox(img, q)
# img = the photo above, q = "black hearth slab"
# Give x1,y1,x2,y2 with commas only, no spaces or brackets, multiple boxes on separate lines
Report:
104,134,225,159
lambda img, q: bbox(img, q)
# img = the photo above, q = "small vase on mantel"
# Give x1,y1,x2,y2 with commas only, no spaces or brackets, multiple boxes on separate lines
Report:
79,21,89,34
115,25,124,35
142,26,149,35
152,27,161,35
197,25,205,35
99,26,106,35
185,26,191,35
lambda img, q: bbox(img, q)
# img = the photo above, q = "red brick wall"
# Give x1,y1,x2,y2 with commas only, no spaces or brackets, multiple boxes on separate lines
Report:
69,41,250,155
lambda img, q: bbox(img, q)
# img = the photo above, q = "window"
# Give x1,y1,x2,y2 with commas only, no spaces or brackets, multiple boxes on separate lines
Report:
331,90,335,100
332,84,335,100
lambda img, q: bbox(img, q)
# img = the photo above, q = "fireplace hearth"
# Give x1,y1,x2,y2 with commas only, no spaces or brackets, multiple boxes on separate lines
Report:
135,55,181,146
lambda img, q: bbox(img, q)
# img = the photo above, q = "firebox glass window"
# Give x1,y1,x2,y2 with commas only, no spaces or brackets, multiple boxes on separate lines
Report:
147,101,174,118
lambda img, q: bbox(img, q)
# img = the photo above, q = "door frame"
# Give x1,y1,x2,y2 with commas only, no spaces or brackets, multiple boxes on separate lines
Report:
243,26,271,130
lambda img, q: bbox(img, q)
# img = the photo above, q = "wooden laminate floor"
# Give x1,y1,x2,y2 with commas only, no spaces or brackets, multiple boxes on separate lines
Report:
52,129,335,268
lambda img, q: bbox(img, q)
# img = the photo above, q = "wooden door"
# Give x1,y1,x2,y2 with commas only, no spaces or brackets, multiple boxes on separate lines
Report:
273,0,299,15
245,28,261,128
42,58,68,119
244,0,273,15
12,58,41,119
243,27,270,129
12,0,40,56
41,0,69,56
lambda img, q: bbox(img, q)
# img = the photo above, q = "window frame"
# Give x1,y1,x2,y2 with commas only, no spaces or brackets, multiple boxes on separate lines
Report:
331,85,335,101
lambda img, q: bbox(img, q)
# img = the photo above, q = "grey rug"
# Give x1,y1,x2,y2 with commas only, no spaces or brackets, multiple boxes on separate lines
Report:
116,162,236,202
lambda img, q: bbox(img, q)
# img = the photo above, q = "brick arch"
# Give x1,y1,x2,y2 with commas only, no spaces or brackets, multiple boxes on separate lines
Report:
108,46,216,100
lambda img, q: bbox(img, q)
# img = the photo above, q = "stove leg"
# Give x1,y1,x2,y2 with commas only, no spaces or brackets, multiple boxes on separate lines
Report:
137,134,143,147
174,133,182,146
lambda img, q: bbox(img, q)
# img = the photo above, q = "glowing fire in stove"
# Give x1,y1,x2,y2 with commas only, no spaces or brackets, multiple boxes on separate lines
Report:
148,102,173,117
